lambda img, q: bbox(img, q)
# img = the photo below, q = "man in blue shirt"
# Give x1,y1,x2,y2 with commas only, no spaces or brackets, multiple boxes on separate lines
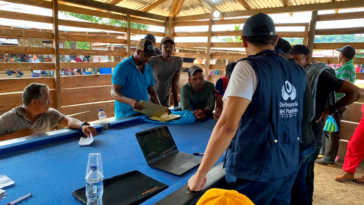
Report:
111,39,161,119
188,13,307,205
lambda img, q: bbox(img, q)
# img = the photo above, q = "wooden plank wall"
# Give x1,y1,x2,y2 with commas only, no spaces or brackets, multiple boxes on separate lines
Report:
173,22,310,83
313,11,364,162
0,0,164,123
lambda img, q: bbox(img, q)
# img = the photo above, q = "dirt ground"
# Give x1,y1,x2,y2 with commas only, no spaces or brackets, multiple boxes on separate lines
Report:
313,163,364,205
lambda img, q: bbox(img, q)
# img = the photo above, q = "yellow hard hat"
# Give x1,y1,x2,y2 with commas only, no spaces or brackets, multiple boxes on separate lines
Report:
197,188,254,205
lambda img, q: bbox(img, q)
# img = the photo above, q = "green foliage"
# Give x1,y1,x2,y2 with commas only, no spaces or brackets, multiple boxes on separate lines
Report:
223,24,364,44
61,12,149,30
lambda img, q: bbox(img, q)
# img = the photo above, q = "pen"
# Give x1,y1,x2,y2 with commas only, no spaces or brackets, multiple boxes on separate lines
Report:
193,153,204,156
6,193,32,205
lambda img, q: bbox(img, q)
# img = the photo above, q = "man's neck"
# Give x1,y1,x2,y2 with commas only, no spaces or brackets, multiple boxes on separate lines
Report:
246,45,275,56
161,55,172,62
21,106,41,122
132,55,144,71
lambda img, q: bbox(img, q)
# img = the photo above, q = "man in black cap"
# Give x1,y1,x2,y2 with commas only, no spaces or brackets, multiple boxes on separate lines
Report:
213,62,237,121
144,34,162,55
188,13,307,204
111,39,162,119
290,44,363,204
148,37,182,107
180,65,215,120
275,37,292,59
316,45,356,166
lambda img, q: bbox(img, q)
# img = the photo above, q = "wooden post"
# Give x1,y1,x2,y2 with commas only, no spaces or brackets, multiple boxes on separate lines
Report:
165,17,173,37
126,13,131,57
303,25,309,46
307,11,318,61
52,0,61,111
206,19,212,79
110,43,114,62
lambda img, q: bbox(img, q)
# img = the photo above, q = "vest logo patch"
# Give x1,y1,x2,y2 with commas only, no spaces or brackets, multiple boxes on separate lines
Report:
281,81,296,100
280,81,298,118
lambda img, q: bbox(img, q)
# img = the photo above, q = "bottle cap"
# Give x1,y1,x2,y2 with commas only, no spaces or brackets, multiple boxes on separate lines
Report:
90,165,97,171
99,109,103,111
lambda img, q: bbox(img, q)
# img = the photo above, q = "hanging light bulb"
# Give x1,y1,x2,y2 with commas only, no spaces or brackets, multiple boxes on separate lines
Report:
213,11,220,18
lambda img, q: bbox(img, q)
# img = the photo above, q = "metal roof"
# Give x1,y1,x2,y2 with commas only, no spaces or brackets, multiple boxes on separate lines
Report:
89,0,351,17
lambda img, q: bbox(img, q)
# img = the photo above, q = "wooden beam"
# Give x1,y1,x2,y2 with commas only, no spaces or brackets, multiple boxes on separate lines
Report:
313,58,364,64
59,4,127,21
60,62,119,69
60,75,112,89
130,17,165,27
52,0,61,111
211,53,246,61
316,27,364,35
200,0,220,12
59,34,126,44
58,19,127,32
0,10,52,24
60,0,167,21
175,43,208,48
59,49,127,56
303,25,309,46
141,0,167,12
0,63,55,71
0,28,53,39
165,17,173,37
175,0,364,22
60,86,113,106
2,0,52,9
174,32,209,37
126,14,131,57
0,78,55,94
0,46,54,55
317,11,364,21
206,19,212,78
169,0,186,17
357,73,364,80
129,29,165,37
307,11,318,61
175,30,304,37
108,0,124,5
173,52,206,58
314,43,364,49
212,42,243,48
236,0,251,10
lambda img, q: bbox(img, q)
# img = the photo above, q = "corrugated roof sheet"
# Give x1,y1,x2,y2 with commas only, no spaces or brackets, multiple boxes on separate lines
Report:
92,0,353,17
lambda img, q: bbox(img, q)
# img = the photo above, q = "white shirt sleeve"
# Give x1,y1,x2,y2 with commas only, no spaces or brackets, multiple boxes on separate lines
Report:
222,60,258,102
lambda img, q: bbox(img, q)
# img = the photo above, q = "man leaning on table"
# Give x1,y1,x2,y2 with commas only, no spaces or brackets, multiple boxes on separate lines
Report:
0,83,96,141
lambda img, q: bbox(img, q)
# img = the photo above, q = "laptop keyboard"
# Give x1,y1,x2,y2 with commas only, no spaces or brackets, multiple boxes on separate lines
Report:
154,153,195,171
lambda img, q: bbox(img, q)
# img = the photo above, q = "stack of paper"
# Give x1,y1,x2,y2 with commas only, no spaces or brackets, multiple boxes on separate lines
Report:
79,134,94,146
134,101,168,117
149,113,181,122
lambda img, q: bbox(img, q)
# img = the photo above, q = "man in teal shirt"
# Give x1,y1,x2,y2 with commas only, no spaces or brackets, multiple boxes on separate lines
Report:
317,45,356,165
111,39,161,119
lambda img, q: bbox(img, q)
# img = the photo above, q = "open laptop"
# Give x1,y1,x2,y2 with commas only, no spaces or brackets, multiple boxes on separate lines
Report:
135,126,202,176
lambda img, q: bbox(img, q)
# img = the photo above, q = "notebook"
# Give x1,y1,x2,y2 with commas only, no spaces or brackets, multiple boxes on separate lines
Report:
135,126,201,176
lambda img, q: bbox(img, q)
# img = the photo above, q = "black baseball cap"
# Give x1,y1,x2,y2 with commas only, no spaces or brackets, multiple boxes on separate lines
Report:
226,62,237,78
275,38,291,54
188,65,203,76
242,13,276,37
161,36,175,45
144,34,156,43
137,39,158,56
289,45,310,56
336,45,356,59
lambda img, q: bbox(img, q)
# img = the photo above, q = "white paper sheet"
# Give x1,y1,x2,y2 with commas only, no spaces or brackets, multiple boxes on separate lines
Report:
0,175,14,189
79,134,94,146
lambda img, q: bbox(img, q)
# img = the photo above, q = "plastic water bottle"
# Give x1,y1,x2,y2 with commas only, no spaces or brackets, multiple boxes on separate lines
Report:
98,109,109,130
86,165,104,205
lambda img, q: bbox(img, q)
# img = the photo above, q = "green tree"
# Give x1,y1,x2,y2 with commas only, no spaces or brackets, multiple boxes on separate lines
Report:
223,24,242,42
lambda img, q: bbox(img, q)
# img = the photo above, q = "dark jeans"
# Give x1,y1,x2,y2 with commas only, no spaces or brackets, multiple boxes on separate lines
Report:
6,70,23,77
225,172,298,205
291,141,317,205
305,120,324,205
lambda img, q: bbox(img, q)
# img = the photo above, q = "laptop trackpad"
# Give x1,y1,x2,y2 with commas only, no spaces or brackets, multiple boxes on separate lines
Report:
180,162,196,169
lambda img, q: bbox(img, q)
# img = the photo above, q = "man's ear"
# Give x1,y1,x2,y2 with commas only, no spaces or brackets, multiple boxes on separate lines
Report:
241,36,248,48
30,99,37,107
305,55,310,63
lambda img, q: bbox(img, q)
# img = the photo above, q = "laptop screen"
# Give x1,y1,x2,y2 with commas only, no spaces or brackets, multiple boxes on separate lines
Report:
136,126,179,165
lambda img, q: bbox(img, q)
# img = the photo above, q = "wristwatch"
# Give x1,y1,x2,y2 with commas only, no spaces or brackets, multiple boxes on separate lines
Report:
80,121,90,130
